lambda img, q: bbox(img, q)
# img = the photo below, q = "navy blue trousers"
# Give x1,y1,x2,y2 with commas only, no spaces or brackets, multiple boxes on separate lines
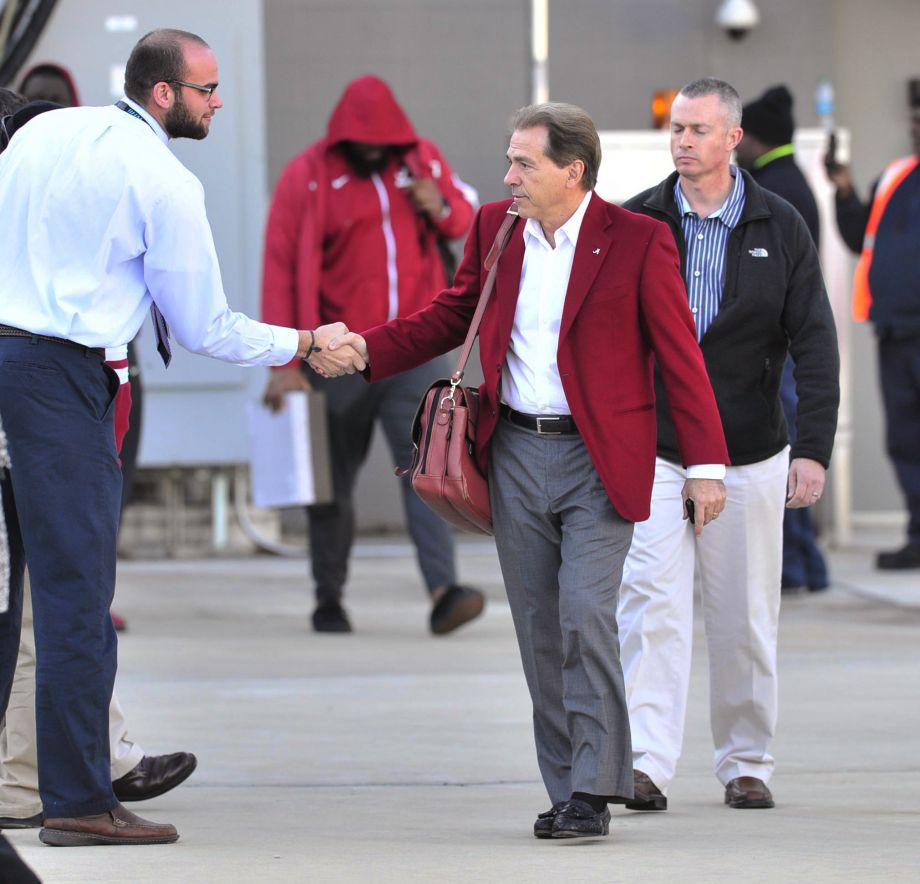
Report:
0,336,121,818
878,334,920,546
779,357,828,588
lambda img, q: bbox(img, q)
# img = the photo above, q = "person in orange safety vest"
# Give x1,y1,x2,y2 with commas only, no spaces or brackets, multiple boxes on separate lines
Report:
826,80,920,570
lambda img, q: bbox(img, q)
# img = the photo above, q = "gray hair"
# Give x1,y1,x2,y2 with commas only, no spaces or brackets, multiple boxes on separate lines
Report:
509,102,601,191
679,78,742,128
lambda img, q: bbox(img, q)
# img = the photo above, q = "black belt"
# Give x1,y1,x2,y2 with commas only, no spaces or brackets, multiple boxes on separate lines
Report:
0,324,105,358
500,404,579,435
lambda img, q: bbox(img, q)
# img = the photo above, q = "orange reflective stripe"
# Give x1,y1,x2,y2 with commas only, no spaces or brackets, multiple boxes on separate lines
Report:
851,156,920,321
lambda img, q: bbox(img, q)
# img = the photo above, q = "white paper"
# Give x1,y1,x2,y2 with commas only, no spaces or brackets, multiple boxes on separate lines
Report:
247,391,323,508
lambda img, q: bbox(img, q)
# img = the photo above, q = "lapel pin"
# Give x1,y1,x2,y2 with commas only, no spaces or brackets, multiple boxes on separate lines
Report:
593,248,601,255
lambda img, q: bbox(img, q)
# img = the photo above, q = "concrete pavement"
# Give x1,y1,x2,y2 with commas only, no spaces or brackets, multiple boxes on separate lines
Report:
8,532,920,883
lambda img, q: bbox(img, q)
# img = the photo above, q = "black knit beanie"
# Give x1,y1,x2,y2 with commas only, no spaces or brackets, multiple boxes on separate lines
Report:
742,85,794,146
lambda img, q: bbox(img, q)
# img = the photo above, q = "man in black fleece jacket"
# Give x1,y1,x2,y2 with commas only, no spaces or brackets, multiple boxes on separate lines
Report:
617,78,839,814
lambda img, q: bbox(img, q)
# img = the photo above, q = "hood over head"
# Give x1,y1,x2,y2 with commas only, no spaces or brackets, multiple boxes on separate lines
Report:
326,75,417,147
18,63,81,107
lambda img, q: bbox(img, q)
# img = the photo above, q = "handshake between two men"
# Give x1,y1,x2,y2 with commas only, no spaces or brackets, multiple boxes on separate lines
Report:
263,323,370,412
267,323,729,538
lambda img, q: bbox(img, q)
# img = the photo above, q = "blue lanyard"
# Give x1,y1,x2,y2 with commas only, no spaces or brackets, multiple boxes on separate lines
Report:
115,100,154,133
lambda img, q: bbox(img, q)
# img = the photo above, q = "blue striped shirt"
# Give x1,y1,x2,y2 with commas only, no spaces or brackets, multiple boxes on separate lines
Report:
674,167,745,340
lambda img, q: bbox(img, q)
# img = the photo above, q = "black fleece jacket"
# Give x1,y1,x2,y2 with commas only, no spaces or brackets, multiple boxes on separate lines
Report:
623,169,839,468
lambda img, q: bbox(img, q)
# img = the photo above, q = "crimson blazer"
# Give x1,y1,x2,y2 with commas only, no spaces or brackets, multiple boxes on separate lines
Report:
363,194,728,522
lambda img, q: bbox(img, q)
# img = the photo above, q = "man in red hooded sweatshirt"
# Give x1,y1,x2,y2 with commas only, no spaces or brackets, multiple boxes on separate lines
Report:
261,75,482,635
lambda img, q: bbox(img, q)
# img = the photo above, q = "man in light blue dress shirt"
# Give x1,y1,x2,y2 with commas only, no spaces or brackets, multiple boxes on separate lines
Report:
0,28,356,847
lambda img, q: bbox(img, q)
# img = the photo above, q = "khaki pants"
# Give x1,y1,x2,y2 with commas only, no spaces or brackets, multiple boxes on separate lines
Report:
0,577,143,819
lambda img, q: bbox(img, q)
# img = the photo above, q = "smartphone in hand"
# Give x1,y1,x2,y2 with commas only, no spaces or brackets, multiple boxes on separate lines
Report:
684,498,695,522
824,131,842,175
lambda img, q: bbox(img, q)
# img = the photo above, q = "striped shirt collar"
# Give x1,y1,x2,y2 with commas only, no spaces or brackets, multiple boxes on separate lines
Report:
674,165,745,228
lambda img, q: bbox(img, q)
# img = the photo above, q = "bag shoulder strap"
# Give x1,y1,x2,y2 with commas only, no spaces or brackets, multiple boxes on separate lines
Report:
451,208,520,385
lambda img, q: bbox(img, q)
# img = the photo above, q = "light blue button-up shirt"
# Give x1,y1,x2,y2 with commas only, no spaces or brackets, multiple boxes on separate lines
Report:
674,166,745,341
0,98,298,365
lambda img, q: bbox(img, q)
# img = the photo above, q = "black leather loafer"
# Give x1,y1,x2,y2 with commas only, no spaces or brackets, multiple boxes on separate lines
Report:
625,770,668,811
112,752,197,803
533,801,567,838
551,800,611,838
0,812,43,829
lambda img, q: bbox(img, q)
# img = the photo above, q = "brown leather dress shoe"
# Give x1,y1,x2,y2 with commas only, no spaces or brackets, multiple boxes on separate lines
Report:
724,776,774,809
39,803,178,846
625,769,668,811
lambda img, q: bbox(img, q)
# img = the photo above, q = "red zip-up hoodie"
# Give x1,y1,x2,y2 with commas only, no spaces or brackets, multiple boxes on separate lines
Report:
260,75,475,367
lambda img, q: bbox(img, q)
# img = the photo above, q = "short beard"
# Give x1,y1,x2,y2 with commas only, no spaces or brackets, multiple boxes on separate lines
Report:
164,92,208,141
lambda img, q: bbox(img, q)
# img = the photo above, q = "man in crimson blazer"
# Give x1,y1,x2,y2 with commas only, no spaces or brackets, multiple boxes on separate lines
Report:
315,103,729,839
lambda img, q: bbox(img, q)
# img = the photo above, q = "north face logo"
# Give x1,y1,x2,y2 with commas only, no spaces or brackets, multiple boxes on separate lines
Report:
748,248,769,258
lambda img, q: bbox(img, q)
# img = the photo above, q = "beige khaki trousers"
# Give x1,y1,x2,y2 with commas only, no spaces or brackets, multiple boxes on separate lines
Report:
0,576,143,819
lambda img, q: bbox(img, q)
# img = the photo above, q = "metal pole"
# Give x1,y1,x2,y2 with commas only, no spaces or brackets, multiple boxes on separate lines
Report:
211,470,229,551
531,0,548,104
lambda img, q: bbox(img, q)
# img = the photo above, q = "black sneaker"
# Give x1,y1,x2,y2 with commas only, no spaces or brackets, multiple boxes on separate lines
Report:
533,801,567,839
429,585,485,635
312,601,352,633
625,770,668,811
551,800,611,838
876,544,920,570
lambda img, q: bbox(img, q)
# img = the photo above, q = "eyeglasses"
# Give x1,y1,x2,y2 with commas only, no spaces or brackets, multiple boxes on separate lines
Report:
170,79,218,97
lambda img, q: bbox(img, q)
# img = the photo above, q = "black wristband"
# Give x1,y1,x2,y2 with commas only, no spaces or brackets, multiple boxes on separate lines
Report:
302,329,322,361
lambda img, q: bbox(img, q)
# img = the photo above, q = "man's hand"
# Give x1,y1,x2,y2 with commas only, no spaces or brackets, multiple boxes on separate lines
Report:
825,160,854,197
305,326,368,378
406,178,447,218
262,365,311,413
682,477,727,537
307,331,370,378
299,322,366,378
313,322,349,351
308,344,367,377
328,331,369,363
296,323,348,360
786,457,826,509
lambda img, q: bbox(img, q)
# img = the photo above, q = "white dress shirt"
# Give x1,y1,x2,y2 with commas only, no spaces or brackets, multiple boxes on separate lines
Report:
502,191,592,415
501,190,723,480
0,99,298,366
